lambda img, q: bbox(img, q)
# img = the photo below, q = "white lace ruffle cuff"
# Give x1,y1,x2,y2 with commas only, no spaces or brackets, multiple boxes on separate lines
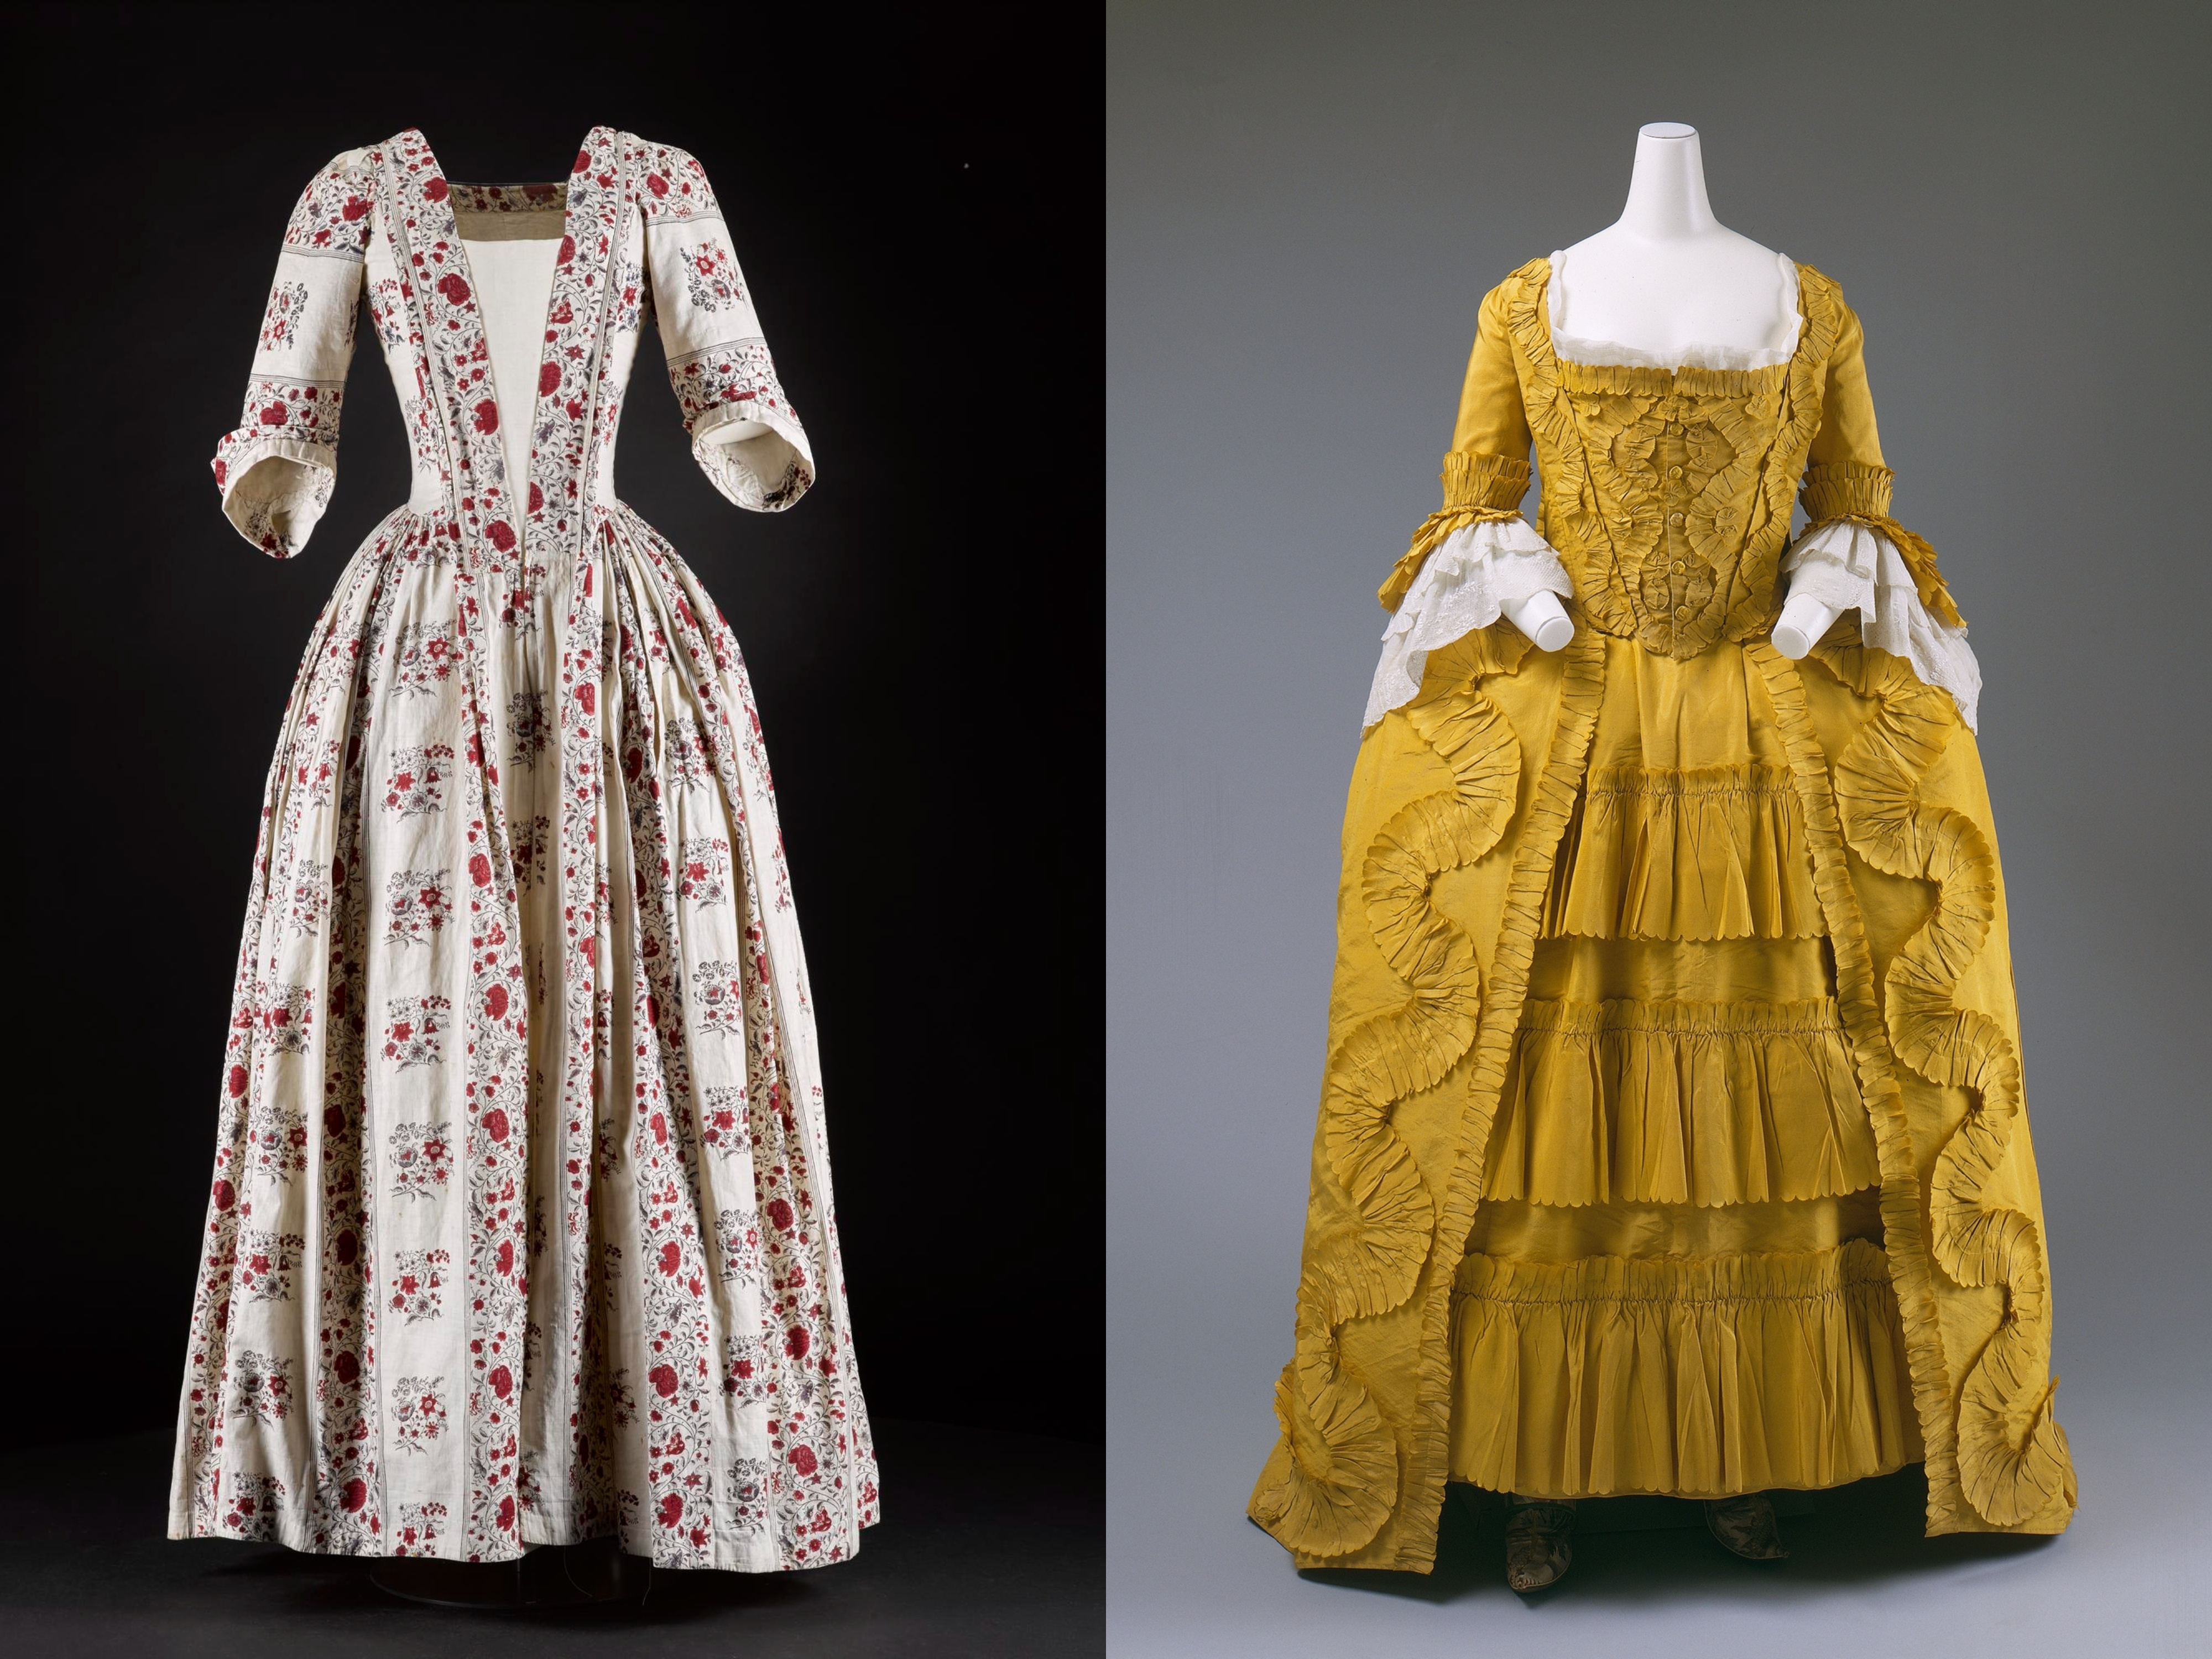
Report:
1365,517,1573,728
1782,519,1983,731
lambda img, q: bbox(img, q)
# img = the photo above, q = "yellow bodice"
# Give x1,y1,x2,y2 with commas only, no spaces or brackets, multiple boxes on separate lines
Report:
1380,257,1960,654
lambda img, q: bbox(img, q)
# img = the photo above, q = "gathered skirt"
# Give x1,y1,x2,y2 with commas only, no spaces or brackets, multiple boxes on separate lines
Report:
170,502,877,1571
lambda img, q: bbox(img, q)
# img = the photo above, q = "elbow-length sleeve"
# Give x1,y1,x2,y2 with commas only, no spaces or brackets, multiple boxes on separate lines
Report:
1367,280,1571,727
640,146,813,511
211,150,372,557
1784,300,1982,726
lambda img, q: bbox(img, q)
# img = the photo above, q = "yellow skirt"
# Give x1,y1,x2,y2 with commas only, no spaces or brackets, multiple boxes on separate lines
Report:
1249,625,2074,1572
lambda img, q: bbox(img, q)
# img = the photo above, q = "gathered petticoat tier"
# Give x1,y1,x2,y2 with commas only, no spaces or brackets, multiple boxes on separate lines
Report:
170,500,877,1571
1442,637,1910,1499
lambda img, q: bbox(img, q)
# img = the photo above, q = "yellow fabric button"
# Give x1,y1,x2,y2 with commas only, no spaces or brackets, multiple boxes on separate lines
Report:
1668,512,1684,524
1666,421,1683,435
1672,560,1685,573
1667,466,1683,479
1674,604,1691,618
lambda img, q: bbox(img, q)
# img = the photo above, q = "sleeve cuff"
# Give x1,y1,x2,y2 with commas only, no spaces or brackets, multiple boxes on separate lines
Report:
1799,461,1893,522
690,401,815,512
214,436,335,558
1441,450,1532,513
1783,519,1981,730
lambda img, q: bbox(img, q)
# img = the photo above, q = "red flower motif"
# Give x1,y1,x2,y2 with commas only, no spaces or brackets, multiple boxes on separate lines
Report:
342,1477,368,1511
484,1108,510,1143
789,1445,818,1476
469,852,493,887
538,360,562,398
784,1326,810,1361
646,174,669,197
486,984,509,1020
336,1350,361,1384
577,685,596,715
260,402,289,425
658,1493,684,1526
324,1104,346,1136
473,399,498,434
227,1064,249,1099
768,1198,794,1232
649,1109,667,1143
572,149,592,174
422,177,448,204
500,1495,517,1531
528,482,544,513
212,1179,236,1212
649,1363,679,1399
342,194,371,221
336,1231,359,1267
658,1241,681,1276
556,234,576,267
436,272,471,305
486,520,516,552
489,1364,513,1399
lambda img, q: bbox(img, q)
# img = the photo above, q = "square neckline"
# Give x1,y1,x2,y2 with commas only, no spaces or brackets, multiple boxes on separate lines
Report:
1542,247,1807,380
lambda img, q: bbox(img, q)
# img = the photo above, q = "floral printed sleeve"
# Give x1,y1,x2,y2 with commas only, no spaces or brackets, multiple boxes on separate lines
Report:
212,150,373,556
638,143,813,510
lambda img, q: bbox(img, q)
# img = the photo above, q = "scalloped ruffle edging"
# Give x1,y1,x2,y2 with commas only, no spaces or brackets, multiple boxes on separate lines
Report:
1543,763,1822,941
1447,1239,1921,1500
1813,645,2077,1529
1483,997,1880,1209
1246,682,1524,1559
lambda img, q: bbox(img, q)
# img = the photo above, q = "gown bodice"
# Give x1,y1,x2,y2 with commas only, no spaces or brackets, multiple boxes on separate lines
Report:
215,127,810,578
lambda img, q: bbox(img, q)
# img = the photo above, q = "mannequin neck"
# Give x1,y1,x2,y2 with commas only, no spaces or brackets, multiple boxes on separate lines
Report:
1615,124,1725,241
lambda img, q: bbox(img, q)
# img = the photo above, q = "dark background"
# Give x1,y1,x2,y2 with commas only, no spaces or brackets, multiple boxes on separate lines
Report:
2,4,1101,1449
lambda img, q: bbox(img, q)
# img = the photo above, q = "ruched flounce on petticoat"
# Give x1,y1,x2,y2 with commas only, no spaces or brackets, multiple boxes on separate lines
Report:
1483,998,1880,1208
1447,1241,1921,1500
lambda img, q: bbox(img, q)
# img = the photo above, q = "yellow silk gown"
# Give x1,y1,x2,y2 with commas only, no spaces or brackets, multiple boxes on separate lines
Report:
1248,258,2077,1573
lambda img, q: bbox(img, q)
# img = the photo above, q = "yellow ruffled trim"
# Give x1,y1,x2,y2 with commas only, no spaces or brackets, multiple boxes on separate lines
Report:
1483,997,1881,1208
1815,645,2076,1527
1800,461,1895,521
1448,1240,1921,1499
1747,643,2074,1535
1498,259,1845,655
1248,684,1524,1557
1373,451,1535,615
1253,634,1610,1571
1442,450,1533,514
1543,763,1822,941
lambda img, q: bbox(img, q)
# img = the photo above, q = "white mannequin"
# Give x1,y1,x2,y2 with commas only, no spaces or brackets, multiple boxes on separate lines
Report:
1504,123,1835,658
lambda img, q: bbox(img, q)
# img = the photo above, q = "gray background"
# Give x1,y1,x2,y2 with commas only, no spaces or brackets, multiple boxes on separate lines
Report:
1107,3,2211,1654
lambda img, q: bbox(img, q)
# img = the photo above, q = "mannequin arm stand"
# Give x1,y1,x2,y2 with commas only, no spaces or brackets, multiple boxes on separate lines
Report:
1505,589,1575,652
1772,590,1839,659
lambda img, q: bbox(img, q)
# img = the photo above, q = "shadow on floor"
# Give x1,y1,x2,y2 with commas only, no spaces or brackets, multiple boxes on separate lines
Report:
0,1419,1102,1658
1294,1468,2056,1607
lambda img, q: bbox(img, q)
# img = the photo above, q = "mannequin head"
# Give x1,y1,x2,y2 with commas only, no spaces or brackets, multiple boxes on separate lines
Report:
1619,122,1718,238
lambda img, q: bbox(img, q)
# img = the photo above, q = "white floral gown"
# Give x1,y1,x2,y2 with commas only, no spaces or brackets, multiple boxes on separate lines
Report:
169,127,877,1571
